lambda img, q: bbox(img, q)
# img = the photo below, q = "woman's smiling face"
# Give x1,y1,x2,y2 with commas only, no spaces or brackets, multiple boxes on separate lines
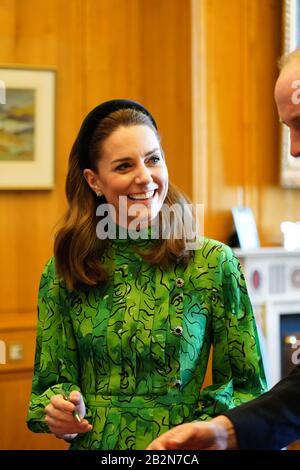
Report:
86,124,168,225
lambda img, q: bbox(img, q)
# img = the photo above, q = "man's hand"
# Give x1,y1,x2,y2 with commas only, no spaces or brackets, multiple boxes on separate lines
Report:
146,415,238,450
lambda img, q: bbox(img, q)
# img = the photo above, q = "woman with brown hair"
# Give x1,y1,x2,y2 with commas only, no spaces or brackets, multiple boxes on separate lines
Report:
27,99,266,449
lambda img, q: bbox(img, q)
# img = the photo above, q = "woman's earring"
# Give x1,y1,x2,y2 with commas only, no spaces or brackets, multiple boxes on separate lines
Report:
96,190,102,197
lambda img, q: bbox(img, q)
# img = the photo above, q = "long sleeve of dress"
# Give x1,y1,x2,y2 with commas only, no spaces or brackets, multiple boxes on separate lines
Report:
27,258,81,433
222,365,300,449
195,244,267,420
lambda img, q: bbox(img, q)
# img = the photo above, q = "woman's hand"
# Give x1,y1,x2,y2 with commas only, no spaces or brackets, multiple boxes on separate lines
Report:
44,391,92,441
146,416,238,450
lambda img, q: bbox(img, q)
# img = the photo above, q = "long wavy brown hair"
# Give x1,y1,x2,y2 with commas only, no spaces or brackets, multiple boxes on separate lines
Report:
54,108,195,290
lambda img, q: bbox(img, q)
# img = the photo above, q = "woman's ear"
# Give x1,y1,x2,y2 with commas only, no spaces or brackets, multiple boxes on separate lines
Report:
83,168,102,194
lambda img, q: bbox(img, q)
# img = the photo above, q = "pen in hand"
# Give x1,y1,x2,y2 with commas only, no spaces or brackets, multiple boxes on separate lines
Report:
60,390,82,423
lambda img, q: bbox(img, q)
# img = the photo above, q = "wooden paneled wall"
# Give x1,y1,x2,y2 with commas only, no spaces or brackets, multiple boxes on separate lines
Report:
192,0,297,246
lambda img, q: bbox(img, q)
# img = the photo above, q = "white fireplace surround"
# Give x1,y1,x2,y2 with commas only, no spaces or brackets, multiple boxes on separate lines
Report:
234,247,300,388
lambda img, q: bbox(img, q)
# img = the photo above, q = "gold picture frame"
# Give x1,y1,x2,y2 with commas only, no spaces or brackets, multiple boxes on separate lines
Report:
0,66,55,189
281,0,300,187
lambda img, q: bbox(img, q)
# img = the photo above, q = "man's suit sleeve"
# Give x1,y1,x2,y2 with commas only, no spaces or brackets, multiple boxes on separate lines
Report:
222,365,300,449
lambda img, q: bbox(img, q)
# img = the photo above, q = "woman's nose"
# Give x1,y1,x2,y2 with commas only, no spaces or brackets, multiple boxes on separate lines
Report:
135,164,153,185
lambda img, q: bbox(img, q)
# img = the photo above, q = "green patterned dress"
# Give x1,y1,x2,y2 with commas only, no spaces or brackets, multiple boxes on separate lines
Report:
27,237,266,449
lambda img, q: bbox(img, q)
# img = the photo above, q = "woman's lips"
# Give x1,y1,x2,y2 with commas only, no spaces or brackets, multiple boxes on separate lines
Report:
127,189,157,201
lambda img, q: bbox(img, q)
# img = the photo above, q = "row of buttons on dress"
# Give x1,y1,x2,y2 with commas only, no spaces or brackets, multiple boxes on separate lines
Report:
170,278,184,388
171,325,182,388
172,278,184,337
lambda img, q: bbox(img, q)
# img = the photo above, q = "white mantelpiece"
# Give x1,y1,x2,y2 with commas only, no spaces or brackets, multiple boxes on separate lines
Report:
234,247,300,387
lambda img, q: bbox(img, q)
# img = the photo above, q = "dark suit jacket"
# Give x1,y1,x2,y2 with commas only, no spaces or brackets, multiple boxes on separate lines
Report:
223,365,300,449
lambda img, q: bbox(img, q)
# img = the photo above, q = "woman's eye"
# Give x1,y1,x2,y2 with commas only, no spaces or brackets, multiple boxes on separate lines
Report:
148,155,161,164
115,163,131,171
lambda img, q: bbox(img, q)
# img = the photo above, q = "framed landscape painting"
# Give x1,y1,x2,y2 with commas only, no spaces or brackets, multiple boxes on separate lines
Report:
0,67,55,189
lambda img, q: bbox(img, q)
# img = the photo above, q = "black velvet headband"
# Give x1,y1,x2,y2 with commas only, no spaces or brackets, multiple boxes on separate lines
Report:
76,99,158,169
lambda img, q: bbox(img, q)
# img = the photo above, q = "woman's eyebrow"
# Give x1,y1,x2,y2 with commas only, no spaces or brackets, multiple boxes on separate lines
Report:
144,147,160,156
111,148,160,165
